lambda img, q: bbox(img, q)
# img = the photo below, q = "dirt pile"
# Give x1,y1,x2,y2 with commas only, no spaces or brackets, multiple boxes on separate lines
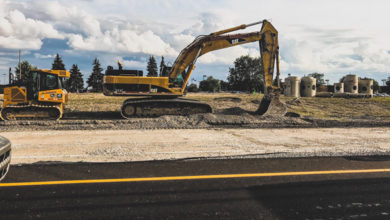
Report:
1,109,389,131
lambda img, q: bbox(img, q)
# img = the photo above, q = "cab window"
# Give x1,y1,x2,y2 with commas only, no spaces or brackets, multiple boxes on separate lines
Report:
46,74,58,90
40,73,59,91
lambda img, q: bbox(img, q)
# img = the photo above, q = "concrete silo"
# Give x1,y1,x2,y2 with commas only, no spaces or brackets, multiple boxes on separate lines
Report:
300,77,316,97
358,79,373,96
284,76,300,97
343,75,358,93
334,83,344,93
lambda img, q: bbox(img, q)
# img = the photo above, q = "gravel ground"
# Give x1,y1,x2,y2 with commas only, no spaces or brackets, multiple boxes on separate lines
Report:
3,127,390,165
1,113,389,132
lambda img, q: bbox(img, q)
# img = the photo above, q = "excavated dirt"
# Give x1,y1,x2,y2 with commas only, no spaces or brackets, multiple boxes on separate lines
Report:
0,111,389,132
0,93,389,131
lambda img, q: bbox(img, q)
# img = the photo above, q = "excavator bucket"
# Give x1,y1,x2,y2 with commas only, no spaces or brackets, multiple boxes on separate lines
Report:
256,87,287,116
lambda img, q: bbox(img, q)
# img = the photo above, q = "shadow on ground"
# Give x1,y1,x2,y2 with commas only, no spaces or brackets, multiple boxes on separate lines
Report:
63,111,123,120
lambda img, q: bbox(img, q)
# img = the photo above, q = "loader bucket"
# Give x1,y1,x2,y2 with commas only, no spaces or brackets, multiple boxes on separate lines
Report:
256,88,287,116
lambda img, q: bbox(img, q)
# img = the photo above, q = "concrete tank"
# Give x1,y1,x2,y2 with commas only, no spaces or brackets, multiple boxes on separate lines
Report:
300,77,316,97
358,79,373,96
334,83,344,93
284,76,300,97
343,74,358,93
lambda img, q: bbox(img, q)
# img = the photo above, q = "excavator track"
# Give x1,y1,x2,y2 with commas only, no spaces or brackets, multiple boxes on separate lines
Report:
121,97,212,118
0,104,62,121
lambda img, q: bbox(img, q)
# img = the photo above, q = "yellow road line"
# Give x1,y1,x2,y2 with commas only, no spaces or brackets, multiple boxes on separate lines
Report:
1,168,390,187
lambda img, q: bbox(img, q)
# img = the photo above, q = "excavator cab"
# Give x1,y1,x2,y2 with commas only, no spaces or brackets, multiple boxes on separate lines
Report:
1,69,70,120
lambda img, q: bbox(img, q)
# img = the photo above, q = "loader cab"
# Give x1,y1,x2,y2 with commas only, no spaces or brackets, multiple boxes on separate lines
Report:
26,70,68,100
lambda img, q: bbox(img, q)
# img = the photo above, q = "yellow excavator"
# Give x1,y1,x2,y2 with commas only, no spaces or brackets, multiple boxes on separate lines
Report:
0,69,70,120
103,19,285,118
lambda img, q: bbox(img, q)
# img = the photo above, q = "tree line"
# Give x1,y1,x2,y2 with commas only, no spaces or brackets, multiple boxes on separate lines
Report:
187,55,265,93
13,53,380,94
15,54,170,93
146,55,168,77
14,54,102,93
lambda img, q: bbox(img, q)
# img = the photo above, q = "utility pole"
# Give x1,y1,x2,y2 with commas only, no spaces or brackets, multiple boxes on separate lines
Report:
9,68,12,85
19,50,21,81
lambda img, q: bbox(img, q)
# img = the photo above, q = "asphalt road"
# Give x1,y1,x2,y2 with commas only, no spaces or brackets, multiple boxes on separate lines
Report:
1,157,390,219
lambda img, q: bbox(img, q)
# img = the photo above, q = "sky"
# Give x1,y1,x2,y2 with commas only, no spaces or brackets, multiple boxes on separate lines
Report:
0,0,390,85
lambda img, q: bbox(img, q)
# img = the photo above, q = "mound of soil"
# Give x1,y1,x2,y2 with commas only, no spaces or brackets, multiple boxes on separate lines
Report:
0,109,389,132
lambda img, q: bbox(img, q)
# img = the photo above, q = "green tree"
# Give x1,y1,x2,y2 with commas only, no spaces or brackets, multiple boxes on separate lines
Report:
51,53,66,70
187,83,199,92
87,58,104,92
14,61,37,85
159,56,166,76
227,55,264,92
199,76,220,92
147,56,158,76
220,80,229,91
51,53,68,89
308,72,325,86
67,64,84,93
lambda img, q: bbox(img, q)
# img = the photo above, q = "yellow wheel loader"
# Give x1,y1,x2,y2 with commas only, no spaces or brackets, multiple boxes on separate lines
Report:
0,69,70,120
103,19,286,118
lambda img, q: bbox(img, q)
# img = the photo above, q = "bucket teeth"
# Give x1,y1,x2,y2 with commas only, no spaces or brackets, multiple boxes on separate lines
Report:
256,88,287,116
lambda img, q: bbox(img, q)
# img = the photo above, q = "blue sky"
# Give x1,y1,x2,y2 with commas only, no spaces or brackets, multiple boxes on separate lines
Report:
0,0,390,85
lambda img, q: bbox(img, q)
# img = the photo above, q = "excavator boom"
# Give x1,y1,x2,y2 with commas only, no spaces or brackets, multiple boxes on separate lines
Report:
168,20,280,94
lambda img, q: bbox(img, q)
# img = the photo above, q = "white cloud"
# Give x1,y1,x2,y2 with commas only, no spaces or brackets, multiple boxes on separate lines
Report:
122,59,146,69
0,1,63,50
176,12,262,65
199,46,259,65
22,0,102,37
67,27,177,56
9,0,178,56
34,53,55,59
278,25,390,79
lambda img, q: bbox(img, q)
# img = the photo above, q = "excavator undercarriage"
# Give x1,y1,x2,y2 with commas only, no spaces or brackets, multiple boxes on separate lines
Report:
121,97,212,118
0,104,62,120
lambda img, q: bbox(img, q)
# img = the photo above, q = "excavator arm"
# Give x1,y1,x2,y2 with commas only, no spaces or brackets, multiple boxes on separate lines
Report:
168,20,280,94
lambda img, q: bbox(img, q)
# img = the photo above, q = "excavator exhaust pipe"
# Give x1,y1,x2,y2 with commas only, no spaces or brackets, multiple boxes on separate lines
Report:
256,87,287,116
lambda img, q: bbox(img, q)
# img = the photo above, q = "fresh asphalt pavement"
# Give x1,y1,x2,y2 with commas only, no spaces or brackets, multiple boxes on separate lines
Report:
1,157,390,219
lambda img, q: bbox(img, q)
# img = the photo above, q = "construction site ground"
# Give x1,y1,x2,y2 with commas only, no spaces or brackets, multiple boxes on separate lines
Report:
2,127,390,164
1,93,390,164
0,92,390,131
